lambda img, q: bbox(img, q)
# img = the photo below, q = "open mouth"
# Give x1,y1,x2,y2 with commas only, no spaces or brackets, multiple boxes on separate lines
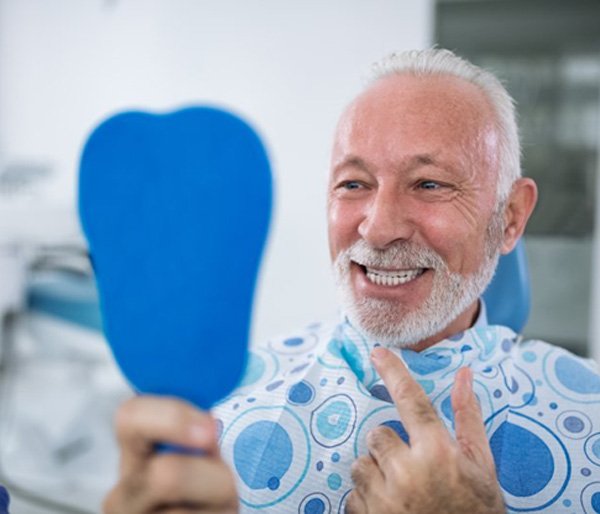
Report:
355,262,427,287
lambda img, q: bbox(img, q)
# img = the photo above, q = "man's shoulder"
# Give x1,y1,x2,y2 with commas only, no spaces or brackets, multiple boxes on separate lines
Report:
516,337,598,371
251,319,340,356
215,320,340,406
512,336,600,398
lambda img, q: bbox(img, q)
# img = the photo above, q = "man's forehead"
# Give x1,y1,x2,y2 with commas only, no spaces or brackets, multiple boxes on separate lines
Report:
341,73,494,131
331,73,499,172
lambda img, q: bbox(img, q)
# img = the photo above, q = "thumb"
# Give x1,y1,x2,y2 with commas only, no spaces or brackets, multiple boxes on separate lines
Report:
451,368,494,467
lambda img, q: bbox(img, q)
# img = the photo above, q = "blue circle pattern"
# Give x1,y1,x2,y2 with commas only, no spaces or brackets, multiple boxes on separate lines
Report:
233,421,293,490
213,322,600,512
585,433,600,467
305,498,326,514
311,394,357,448
555,356,600,394
592,492,600,513
288,381,316,406
299,493,331,514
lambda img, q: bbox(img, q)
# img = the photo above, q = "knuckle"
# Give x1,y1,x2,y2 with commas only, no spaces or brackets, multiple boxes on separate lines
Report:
369,425,396,444
344,490,361,514
350,457,367,483
412,399,439,425
366,426,398,457
114,397,140,437
428,436,451,461
146,455,183,504
165,405,193,435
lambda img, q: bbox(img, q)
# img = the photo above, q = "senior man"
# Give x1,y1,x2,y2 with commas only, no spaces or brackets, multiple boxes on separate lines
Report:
105,49,600,514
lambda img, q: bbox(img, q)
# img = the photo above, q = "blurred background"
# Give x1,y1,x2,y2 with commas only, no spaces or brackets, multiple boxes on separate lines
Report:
0,1,598,512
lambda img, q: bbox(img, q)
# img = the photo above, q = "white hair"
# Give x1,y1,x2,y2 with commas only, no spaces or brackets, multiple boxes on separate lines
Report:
369,48,520,203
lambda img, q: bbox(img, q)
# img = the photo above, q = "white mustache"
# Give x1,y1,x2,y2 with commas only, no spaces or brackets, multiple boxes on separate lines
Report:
341,239,447,271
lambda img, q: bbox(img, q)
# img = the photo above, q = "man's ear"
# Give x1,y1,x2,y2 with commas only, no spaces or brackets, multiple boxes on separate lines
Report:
501,177,538,254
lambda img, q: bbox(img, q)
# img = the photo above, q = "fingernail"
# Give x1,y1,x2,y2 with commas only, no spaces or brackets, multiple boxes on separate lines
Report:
371,347,388,362
463,367,473,387
459,368,473,400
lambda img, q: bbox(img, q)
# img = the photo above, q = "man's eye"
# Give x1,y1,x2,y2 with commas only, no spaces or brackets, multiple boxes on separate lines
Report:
418,181,441,190
341,181,362,190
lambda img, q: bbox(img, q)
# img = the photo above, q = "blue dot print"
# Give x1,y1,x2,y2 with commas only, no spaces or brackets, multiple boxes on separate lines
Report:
305,498,326,514
328,473,342,491
300,494,330,514
311,394,357,448
594,439,600,458
317,402,351,439
564,416,584,433
555,356,600,394
592,492,600,513
490,421,554,497
288,381,315,405
284,337,304,347
233,421,293,490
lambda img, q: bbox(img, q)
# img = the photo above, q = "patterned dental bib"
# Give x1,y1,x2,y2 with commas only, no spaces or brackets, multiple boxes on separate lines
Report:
213,318,600,513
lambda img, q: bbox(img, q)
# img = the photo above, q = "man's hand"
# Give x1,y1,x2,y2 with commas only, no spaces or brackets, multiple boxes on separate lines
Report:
346,347,505,514
103,396,239,514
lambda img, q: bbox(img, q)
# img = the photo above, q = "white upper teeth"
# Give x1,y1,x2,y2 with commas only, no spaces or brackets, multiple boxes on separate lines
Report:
365,267,423,286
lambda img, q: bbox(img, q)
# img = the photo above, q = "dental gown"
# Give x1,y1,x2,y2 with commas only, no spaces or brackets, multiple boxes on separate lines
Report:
213,305,600,513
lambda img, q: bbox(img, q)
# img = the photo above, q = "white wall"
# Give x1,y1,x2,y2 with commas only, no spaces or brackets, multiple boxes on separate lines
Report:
0,0,433,343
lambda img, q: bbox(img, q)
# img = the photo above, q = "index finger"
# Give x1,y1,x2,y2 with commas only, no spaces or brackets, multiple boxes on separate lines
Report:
452,367,495,468
371,347,446,444
115,395,218,475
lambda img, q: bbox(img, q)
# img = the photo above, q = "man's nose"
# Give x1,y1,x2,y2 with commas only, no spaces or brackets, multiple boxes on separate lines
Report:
357,190,415,249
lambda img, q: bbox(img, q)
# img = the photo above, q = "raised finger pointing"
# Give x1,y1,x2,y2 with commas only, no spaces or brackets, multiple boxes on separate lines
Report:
451,367,494,466
371,347,445,445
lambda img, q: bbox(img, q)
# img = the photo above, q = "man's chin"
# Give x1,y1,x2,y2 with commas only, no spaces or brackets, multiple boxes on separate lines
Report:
343,297,439,348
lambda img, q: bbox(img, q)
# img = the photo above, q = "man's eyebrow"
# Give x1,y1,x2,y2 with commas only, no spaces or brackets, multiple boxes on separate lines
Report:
332,156,370,174
405,153,444,170
402,153,462,175
332,153,452,175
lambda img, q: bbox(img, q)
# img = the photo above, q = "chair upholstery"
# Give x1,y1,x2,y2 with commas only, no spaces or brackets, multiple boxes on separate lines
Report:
482,239,530,333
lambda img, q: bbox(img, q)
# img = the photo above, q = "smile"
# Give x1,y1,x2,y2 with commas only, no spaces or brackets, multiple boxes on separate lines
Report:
360,265,426,286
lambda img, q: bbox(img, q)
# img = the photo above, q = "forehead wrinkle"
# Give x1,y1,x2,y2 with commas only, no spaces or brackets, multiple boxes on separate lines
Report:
333,150,459,178
332,155,370,174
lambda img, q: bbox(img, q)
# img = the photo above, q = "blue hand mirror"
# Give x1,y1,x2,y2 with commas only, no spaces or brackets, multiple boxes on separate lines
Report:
79,106,272,409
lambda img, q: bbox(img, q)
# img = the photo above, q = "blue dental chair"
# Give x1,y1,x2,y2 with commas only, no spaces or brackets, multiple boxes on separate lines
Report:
482,239,530,333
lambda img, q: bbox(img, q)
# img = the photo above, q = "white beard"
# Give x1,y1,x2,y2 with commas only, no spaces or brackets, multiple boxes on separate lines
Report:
332,211,504,348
